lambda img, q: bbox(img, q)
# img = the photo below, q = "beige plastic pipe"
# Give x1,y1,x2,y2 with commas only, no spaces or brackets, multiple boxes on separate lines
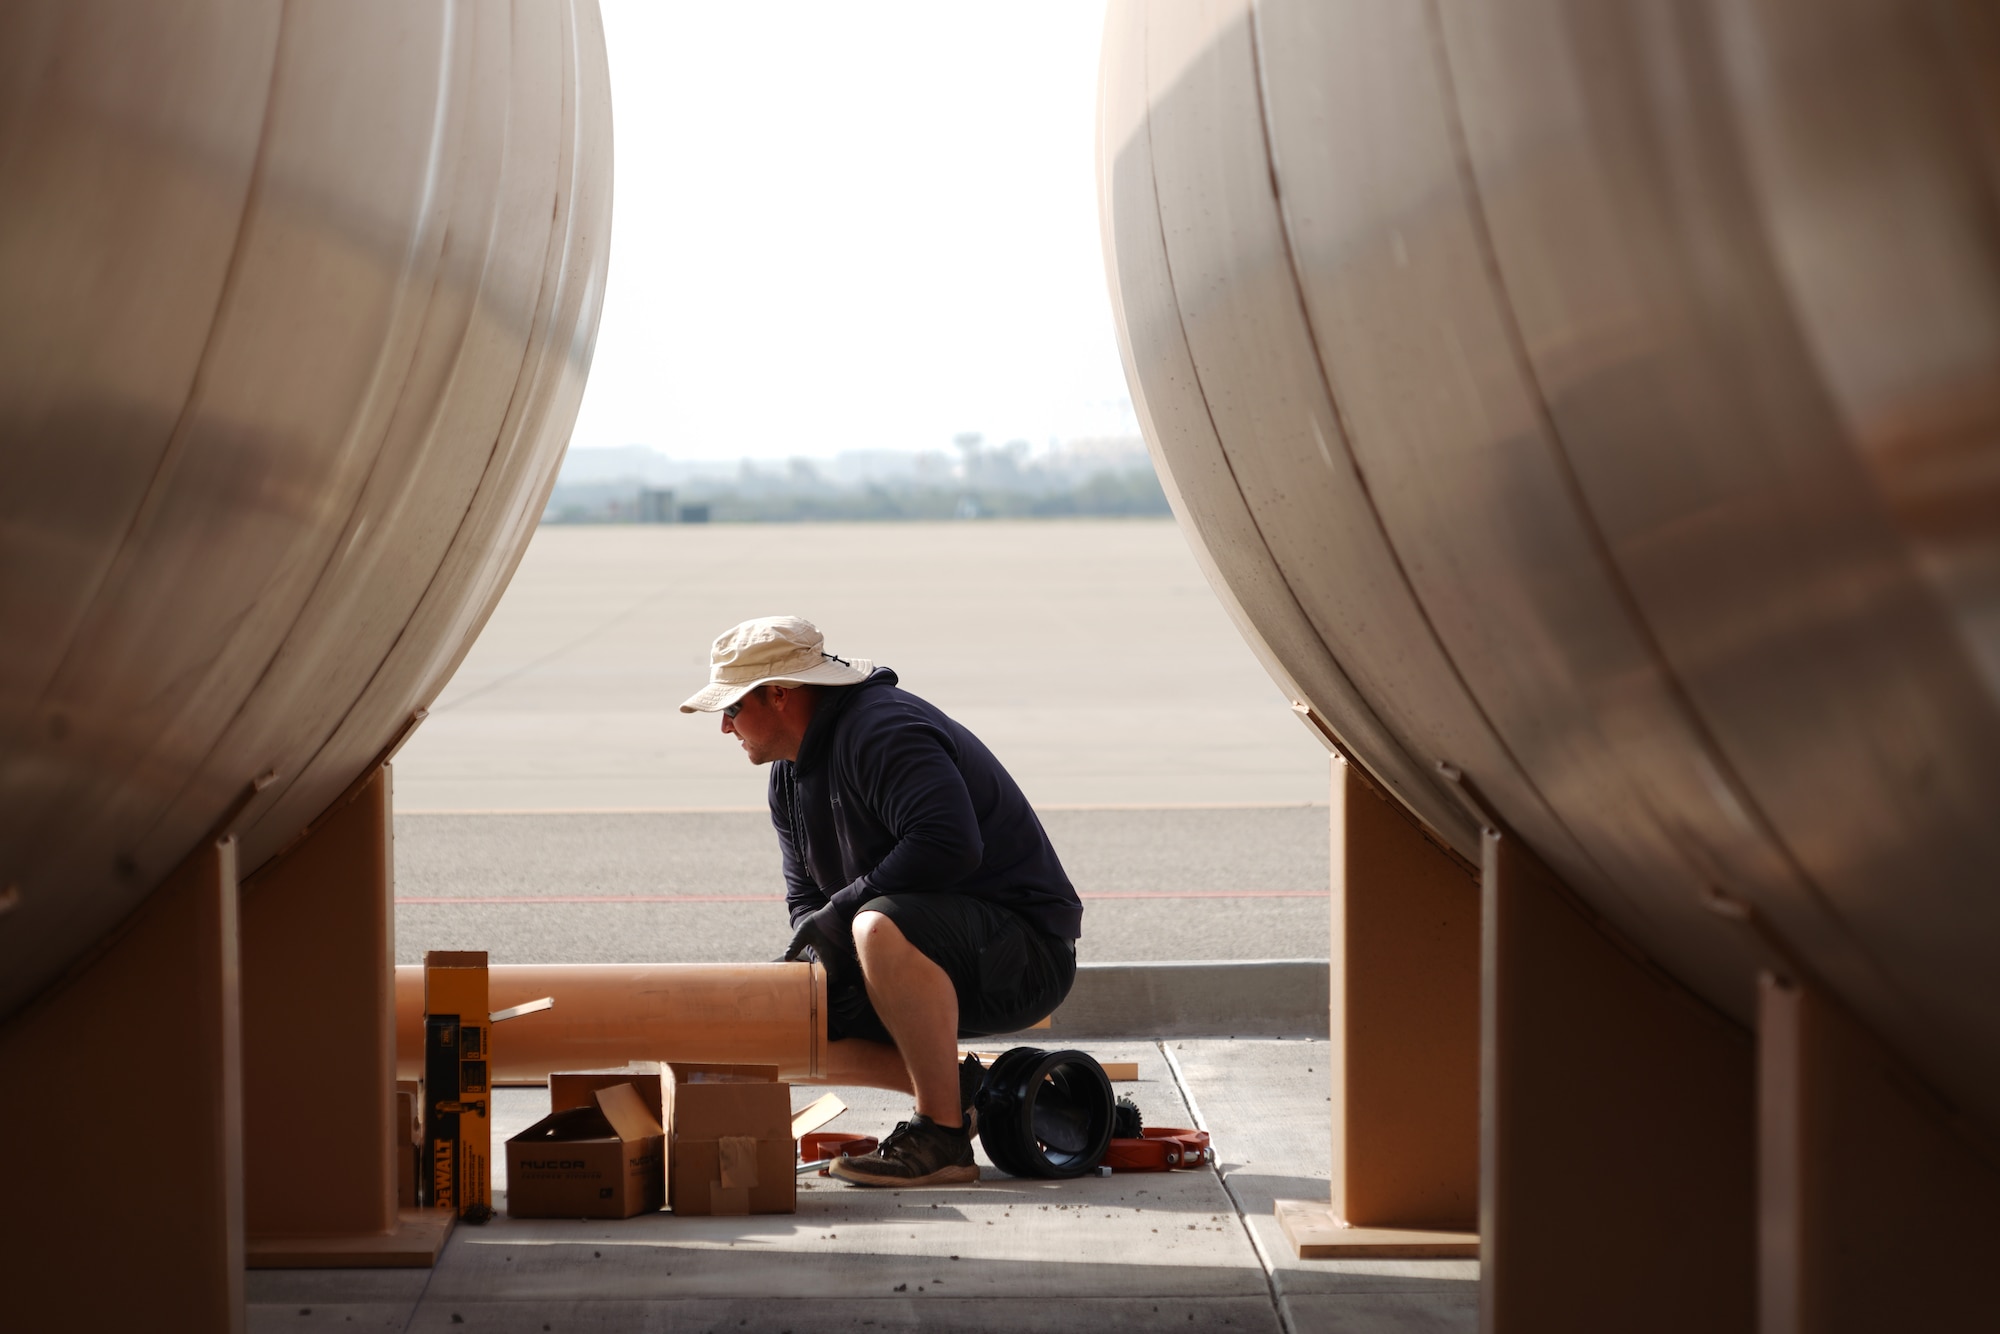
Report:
393,961,826,1083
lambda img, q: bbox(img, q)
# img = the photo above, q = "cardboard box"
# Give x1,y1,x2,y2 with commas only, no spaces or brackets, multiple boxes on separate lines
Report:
551,1068,664,1126
507,1082,666,1219
423,950,492,1218
665,1063,796,1216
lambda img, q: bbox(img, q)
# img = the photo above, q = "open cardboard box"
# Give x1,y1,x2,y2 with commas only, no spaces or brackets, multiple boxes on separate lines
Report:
666,1063,795,1216
551,1068,664,1125
506,1081,665,1219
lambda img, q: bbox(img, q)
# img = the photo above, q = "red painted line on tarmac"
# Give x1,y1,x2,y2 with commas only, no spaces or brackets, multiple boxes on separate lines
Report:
394,889,1322,906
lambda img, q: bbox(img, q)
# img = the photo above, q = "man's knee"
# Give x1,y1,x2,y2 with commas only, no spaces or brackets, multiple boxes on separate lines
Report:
852,908,909,958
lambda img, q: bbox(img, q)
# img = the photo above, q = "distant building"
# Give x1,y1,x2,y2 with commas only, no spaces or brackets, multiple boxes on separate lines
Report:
678,503,710,524
638,487,675,523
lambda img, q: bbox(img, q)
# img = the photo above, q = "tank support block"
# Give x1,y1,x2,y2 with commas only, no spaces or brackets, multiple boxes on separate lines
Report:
1279,755,1481,1258
241,762,449,1267
1758,973,2000,1333
1482,831,1755,1332
0,838,245,1332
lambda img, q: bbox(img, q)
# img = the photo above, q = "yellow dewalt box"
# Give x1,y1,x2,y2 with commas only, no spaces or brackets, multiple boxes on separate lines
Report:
424,950,493,1220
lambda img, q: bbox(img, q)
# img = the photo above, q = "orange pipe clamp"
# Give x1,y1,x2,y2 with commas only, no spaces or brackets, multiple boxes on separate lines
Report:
393,962,827,1083
1103,1128,1212,1172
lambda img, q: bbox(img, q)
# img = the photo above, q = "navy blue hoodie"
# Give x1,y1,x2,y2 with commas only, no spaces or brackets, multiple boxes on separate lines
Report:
769,668,1082,940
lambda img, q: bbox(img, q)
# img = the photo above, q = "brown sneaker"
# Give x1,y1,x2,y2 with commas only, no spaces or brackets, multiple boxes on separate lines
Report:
829,1114,979,1188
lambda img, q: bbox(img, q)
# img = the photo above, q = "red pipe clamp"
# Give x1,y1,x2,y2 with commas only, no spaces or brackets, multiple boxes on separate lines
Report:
1103,1127,1211,1172
799,1132,878,1175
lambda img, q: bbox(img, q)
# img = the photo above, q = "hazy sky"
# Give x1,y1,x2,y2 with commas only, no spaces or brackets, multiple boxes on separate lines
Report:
567,1,1136,462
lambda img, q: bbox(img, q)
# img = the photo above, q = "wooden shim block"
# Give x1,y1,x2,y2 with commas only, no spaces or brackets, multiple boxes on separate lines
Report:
1276,1200,1477,1259
964,1050,1140,1081
791,1091,847,1139
245,1208,453,1269
489,995,554,1023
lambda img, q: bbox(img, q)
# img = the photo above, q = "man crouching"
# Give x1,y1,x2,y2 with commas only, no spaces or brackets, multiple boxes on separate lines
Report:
682,615,1082,1186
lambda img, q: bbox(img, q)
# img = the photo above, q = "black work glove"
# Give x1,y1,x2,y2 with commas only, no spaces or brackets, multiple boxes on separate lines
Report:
783,902,856,979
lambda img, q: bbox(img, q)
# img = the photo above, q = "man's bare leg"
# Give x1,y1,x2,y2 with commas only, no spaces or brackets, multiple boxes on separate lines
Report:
852,909,962,1127
807,1038,910,1092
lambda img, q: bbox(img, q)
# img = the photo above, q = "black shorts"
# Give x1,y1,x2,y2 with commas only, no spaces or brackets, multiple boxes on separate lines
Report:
825,893,1077,1044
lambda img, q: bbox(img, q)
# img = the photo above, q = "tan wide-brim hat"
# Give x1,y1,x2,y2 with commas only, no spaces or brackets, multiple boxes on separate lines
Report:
679,615,873,713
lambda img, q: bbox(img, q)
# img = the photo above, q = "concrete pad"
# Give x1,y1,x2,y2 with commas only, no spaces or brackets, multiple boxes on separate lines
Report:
1284,1293,1478,1333
246,1269,431,1304
248,1303,420,1333
1164,1039,1480,1306
257,1042,1279,1330
399,1296,1283,1332
246,1269,428,1332
429,1195,1264,1302
251,1039,1477,1334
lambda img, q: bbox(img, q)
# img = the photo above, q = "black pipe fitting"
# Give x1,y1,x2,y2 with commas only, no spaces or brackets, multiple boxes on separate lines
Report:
973,1046,1115,1178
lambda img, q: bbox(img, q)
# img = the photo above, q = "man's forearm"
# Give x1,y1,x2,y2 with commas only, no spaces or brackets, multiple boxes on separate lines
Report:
827,836,981,914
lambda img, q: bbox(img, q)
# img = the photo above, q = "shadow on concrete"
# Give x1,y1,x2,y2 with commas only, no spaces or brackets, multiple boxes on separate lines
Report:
1216,1172,1329,1202
251,1253,1287,1333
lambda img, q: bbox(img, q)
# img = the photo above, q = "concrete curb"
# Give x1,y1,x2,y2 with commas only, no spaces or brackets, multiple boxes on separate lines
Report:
1010,959,1329,1039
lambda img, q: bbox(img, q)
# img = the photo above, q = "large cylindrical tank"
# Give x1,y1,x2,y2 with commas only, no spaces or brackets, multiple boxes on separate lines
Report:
1099,1,2000,1135
0,0,611,1020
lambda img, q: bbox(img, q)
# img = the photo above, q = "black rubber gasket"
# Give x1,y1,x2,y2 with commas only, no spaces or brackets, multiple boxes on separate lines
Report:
973,1046,1115,1179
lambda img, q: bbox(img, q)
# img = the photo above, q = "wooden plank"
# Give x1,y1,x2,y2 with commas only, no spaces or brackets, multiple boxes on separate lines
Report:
1277,1200,1478,1258
964,1051,1139,1082
791,1091,848,1139
245,1208,453,1269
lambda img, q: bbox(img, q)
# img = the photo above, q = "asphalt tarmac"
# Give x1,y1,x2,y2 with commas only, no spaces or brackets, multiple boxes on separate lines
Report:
393,805,1330,965
391,521,1332,811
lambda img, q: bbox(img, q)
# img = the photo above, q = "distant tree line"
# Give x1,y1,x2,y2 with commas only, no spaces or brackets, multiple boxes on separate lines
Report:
543,438,1173,524
678,469,1170,523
